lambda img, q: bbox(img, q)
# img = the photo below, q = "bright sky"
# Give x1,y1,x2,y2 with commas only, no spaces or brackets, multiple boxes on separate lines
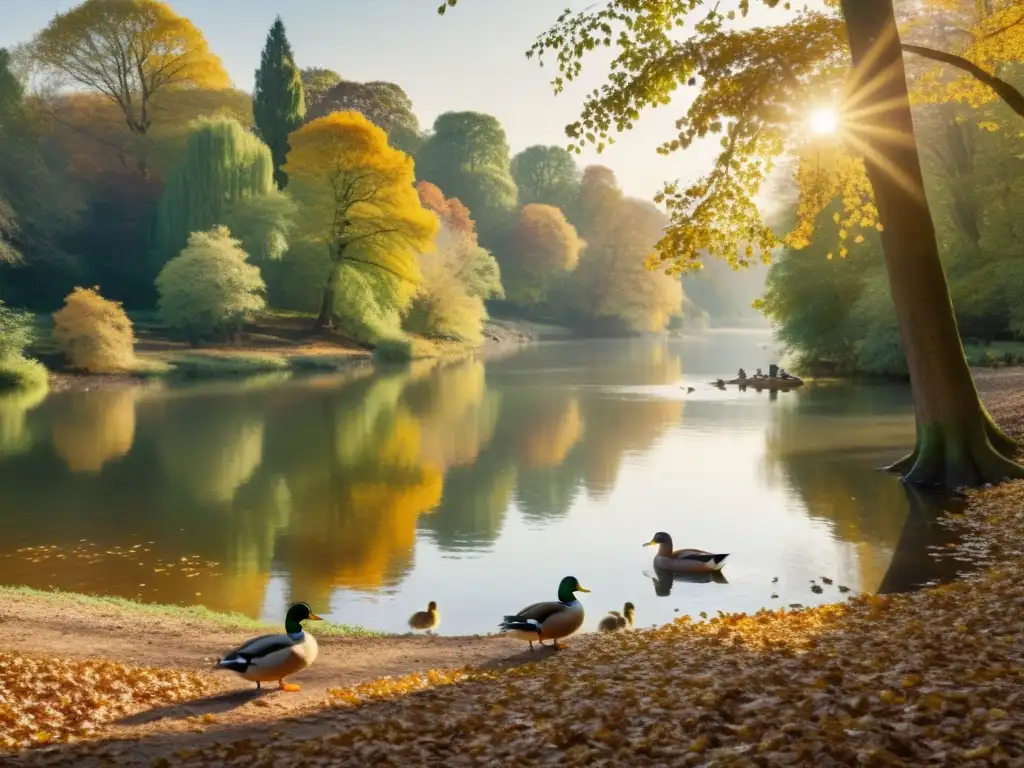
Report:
2,0,802,200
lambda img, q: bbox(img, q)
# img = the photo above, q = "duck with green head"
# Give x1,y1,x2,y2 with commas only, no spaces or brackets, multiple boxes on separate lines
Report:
499,576,589,650
214,602,322,691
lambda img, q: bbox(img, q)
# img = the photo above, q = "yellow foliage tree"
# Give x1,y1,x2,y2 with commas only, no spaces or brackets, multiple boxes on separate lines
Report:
441,0,1024,490
574,198,682,333
31,0,229,175
283,111,439,329
52,287,136,373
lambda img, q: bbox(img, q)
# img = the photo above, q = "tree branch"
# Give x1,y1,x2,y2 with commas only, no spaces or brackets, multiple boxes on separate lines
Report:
901,43,1024,120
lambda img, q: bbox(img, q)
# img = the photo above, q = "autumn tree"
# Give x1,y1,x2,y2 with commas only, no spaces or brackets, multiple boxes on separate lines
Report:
416,182,503,299
414,112,518,247
253,17,305,189
283,111,438,330
151,116,294,272
31,0,229,176
441,0,1024,489
502,204,583,307
300,67,342,110
573,198,683,333
511,145,580,213
307,80,422,154
416,181,475,237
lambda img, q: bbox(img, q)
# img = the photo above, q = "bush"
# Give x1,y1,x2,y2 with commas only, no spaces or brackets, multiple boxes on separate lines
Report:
52,287,136,373
373,337,413,363
0,302,35,360
405,247,487,345
0,355,48,392
156,226,266,345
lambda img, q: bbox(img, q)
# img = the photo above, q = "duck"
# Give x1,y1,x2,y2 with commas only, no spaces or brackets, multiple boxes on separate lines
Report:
408,600,440,633
598,602,635,633
214,602,322,691
499,576,589,650
645,532,729,574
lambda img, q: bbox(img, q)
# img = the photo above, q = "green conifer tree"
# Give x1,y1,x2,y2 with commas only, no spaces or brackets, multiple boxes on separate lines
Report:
252,17,305,189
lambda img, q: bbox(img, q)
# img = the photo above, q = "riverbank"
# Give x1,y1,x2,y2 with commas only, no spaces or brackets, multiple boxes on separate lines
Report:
39,314,544,394
3,371,1023,764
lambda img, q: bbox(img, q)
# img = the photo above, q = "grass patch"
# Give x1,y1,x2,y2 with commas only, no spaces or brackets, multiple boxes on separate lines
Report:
167,353,290,378
373,337,414,363
0,356,49,393
290,354,361,372
0,585,383,637
965,341,1024,369
127,357,174,377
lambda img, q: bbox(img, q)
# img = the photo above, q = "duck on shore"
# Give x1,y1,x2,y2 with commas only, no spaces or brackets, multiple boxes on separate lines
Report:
214,602,322,691
408,601,440,633
598,602,635,632
645,532,729,574
499,576,589,650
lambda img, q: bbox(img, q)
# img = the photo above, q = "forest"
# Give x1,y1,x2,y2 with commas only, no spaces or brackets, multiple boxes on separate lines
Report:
0,0,695,393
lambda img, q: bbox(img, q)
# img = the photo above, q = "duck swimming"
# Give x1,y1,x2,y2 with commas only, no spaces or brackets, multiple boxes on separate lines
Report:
645,532,729,574
214,602,322,691
499,576,589,650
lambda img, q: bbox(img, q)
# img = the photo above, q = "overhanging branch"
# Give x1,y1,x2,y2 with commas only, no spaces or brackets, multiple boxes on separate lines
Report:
902,43,1024,120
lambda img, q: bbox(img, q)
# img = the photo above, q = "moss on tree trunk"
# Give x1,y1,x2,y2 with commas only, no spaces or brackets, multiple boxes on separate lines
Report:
840,0,1022,490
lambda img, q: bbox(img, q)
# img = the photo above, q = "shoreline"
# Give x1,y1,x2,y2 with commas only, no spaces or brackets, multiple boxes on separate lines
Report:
40,317,542,395
3,368,1023,763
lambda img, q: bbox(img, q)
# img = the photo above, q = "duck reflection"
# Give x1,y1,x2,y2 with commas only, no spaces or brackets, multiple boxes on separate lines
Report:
648,565,728,596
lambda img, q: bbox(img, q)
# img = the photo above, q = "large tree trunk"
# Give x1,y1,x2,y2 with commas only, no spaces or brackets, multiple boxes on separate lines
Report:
840,0,1022,489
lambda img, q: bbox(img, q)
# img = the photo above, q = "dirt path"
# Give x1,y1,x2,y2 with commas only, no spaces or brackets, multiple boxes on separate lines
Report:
1,592,550,765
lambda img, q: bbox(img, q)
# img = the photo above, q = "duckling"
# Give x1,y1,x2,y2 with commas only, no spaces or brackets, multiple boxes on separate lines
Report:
214,602,322,691
408,601,440,633
499,576,589,650
644,532,728,574
598,602,635,633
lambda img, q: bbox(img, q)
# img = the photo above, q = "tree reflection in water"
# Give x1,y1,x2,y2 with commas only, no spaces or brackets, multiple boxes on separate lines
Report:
764,383,967,595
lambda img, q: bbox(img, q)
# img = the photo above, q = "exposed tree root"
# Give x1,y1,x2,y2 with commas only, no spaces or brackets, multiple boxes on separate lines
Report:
898,422,1024,490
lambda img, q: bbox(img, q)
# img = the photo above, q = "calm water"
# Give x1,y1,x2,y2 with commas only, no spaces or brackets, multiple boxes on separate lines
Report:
0,331,961,635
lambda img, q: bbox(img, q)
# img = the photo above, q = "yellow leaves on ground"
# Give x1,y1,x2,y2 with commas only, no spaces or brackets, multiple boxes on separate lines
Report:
0,653,208,751
150,483,1024,765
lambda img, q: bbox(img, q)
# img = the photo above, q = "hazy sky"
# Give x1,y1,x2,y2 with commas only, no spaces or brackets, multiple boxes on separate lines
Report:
2,0,797,200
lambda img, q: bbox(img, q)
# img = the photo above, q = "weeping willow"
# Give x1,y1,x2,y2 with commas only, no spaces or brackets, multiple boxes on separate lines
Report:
150,116,277,269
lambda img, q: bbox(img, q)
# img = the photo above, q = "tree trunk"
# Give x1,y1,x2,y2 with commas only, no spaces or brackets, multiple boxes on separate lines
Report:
840,0,1022,489
314,264,340,329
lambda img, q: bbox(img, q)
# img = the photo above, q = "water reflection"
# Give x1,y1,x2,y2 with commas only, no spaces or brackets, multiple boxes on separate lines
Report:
0,334,960,633
761,383,959,594
648,567,729,597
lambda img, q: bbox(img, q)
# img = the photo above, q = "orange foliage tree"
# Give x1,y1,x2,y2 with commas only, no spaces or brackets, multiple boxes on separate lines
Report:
503,204,584,307
416,181,475,238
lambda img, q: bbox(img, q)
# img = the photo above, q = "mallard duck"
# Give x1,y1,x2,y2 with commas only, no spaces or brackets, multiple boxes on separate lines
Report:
214,602,322,691
499,575,589,650
598,602,635,633
408,601,440,633
645,532,728,574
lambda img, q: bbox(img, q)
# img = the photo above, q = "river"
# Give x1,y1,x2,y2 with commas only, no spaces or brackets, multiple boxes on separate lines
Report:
0,330,963,635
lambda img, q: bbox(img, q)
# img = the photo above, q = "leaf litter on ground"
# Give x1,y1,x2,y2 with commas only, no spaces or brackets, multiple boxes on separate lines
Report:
6,479,1024,765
